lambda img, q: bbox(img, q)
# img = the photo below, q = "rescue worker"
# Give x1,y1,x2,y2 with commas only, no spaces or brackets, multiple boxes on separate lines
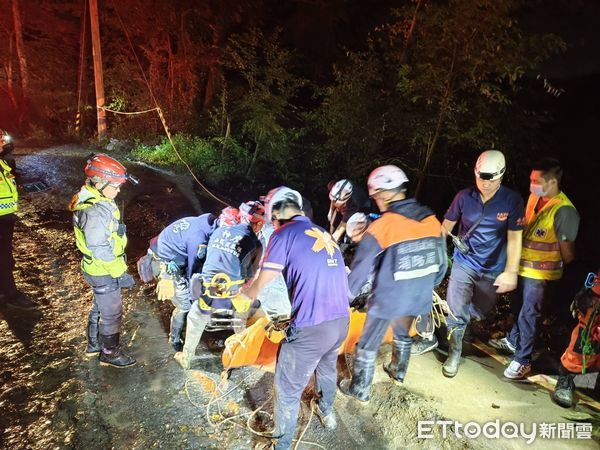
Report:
440,150,525,378
242,191,349,450
0,145,36,309
174,203,263,369
69,154,138,367
339,165,447,403
327,179,371,243
147,213,218,351
552,270,600,408
491,158,580,379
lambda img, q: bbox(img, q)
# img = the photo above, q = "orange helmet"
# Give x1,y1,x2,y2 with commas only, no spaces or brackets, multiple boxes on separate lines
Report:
85,154,133,185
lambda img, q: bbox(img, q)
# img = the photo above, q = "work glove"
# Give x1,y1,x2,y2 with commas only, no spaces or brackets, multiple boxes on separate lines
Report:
156,277,176,301
493,271,518,294
117,272,136,289
231,292,253,313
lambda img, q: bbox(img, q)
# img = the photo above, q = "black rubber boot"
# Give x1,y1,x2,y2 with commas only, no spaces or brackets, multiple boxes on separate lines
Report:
552,374,575,408
442,328,465,378
99,334,136,368
85,321,101,356
169,324,184,352
383,339,412,384
339,349,377,403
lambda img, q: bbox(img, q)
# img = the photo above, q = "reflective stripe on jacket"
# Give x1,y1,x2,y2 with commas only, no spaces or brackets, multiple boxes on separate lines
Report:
68,184,127,277
519,192,574,281
349,198,447,319
0,159,18,216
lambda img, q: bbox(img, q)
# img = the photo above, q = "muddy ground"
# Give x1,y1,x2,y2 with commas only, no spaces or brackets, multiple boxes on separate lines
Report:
1,145,598,450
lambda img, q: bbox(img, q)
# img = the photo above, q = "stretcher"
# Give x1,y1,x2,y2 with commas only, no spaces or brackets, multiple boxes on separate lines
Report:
221,309,394,370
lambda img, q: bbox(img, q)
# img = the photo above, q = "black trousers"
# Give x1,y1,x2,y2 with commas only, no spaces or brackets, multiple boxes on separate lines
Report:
0,213,17,297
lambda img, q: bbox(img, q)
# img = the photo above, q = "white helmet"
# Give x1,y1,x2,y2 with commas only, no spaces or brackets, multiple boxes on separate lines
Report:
329,179,353,204
475,150,505,181
367,165,409,196
264,186,303,223
346,213,370,240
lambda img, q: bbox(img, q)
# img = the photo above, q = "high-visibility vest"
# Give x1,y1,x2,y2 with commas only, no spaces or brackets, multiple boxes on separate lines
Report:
0,159,18,216
68,185,127,277
519,191,574,280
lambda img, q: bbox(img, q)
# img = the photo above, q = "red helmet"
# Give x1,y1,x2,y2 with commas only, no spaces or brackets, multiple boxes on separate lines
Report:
218,207,240,226
85,154,129,185
239,201,266,224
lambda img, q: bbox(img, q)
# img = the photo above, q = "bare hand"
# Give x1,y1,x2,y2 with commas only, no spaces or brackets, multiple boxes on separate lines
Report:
493,271,518,294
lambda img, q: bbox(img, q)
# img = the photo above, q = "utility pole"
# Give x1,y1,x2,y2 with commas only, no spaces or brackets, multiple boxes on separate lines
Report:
88,0,107,139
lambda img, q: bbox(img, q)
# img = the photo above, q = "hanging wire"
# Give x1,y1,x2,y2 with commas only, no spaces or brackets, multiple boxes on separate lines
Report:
107,0,230,207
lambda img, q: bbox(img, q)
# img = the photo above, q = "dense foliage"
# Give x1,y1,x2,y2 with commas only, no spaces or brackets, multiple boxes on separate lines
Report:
1,0,572,200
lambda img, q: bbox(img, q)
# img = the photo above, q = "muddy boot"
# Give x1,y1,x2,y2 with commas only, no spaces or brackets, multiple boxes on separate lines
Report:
552,374,575,408
339,349,377,403
99,334,136,368
174,350,193,369
169,324,185,352
442,328,464,378
6,292,38,310
383,339,412,384
85,321,101,356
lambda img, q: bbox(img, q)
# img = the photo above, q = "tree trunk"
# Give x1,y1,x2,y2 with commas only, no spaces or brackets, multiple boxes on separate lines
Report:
11,0,28,98
245,140,259,178
414,42,458,199
4,33,19,112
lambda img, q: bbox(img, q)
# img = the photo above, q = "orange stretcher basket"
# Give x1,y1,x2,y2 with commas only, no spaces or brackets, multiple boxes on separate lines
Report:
222,309,394,370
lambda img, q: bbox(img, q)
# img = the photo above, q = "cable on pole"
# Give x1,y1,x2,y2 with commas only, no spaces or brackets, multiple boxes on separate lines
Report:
108,0,230,207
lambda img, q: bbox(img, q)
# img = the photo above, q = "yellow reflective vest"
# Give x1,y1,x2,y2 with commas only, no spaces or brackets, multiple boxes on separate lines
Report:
0,159,18,216
68,184,127,277
519,191,575,281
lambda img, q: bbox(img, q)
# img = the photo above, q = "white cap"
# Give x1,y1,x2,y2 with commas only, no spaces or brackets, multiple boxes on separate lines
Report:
367,165,409,196
264,186,303,223
475,150,505,181
329,179,353,203
346,212,370,240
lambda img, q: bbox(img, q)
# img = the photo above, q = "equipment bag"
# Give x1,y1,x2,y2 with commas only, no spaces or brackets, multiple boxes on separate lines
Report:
136,253,155,283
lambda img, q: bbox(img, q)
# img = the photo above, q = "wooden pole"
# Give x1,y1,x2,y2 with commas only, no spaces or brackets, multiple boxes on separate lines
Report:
88,0,107,139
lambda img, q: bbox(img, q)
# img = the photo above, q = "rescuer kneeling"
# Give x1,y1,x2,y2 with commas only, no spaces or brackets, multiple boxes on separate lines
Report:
69,154,139,368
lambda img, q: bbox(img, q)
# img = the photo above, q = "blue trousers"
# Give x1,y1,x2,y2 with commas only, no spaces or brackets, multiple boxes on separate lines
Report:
273,317,348,450
358,314,414,352
508,276,551,364
446,263,499,331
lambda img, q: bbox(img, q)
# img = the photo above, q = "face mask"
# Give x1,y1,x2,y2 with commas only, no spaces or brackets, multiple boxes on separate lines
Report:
530,183,546,197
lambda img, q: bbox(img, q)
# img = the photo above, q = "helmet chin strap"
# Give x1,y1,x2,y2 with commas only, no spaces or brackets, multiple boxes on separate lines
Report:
88,179,111,196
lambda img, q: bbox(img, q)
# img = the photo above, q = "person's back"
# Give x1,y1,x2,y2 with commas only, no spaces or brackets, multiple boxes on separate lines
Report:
155,213,217,277
265,215,349,328
350,199,446,319
201,222,260,282
243,195,350,449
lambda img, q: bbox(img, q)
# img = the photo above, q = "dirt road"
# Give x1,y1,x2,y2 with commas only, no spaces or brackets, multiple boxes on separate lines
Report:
0,145,598,449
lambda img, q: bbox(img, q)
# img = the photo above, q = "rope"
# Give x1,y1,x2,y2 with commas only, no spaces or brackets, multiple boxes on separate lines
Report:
99,106,160,115
108,0,230,207
184,363,325,449
581,299,600,374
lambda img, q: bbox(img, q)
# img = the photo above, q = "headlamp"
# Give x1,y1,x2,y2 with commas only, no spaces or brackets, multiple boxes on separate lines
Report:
477,172,496,181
